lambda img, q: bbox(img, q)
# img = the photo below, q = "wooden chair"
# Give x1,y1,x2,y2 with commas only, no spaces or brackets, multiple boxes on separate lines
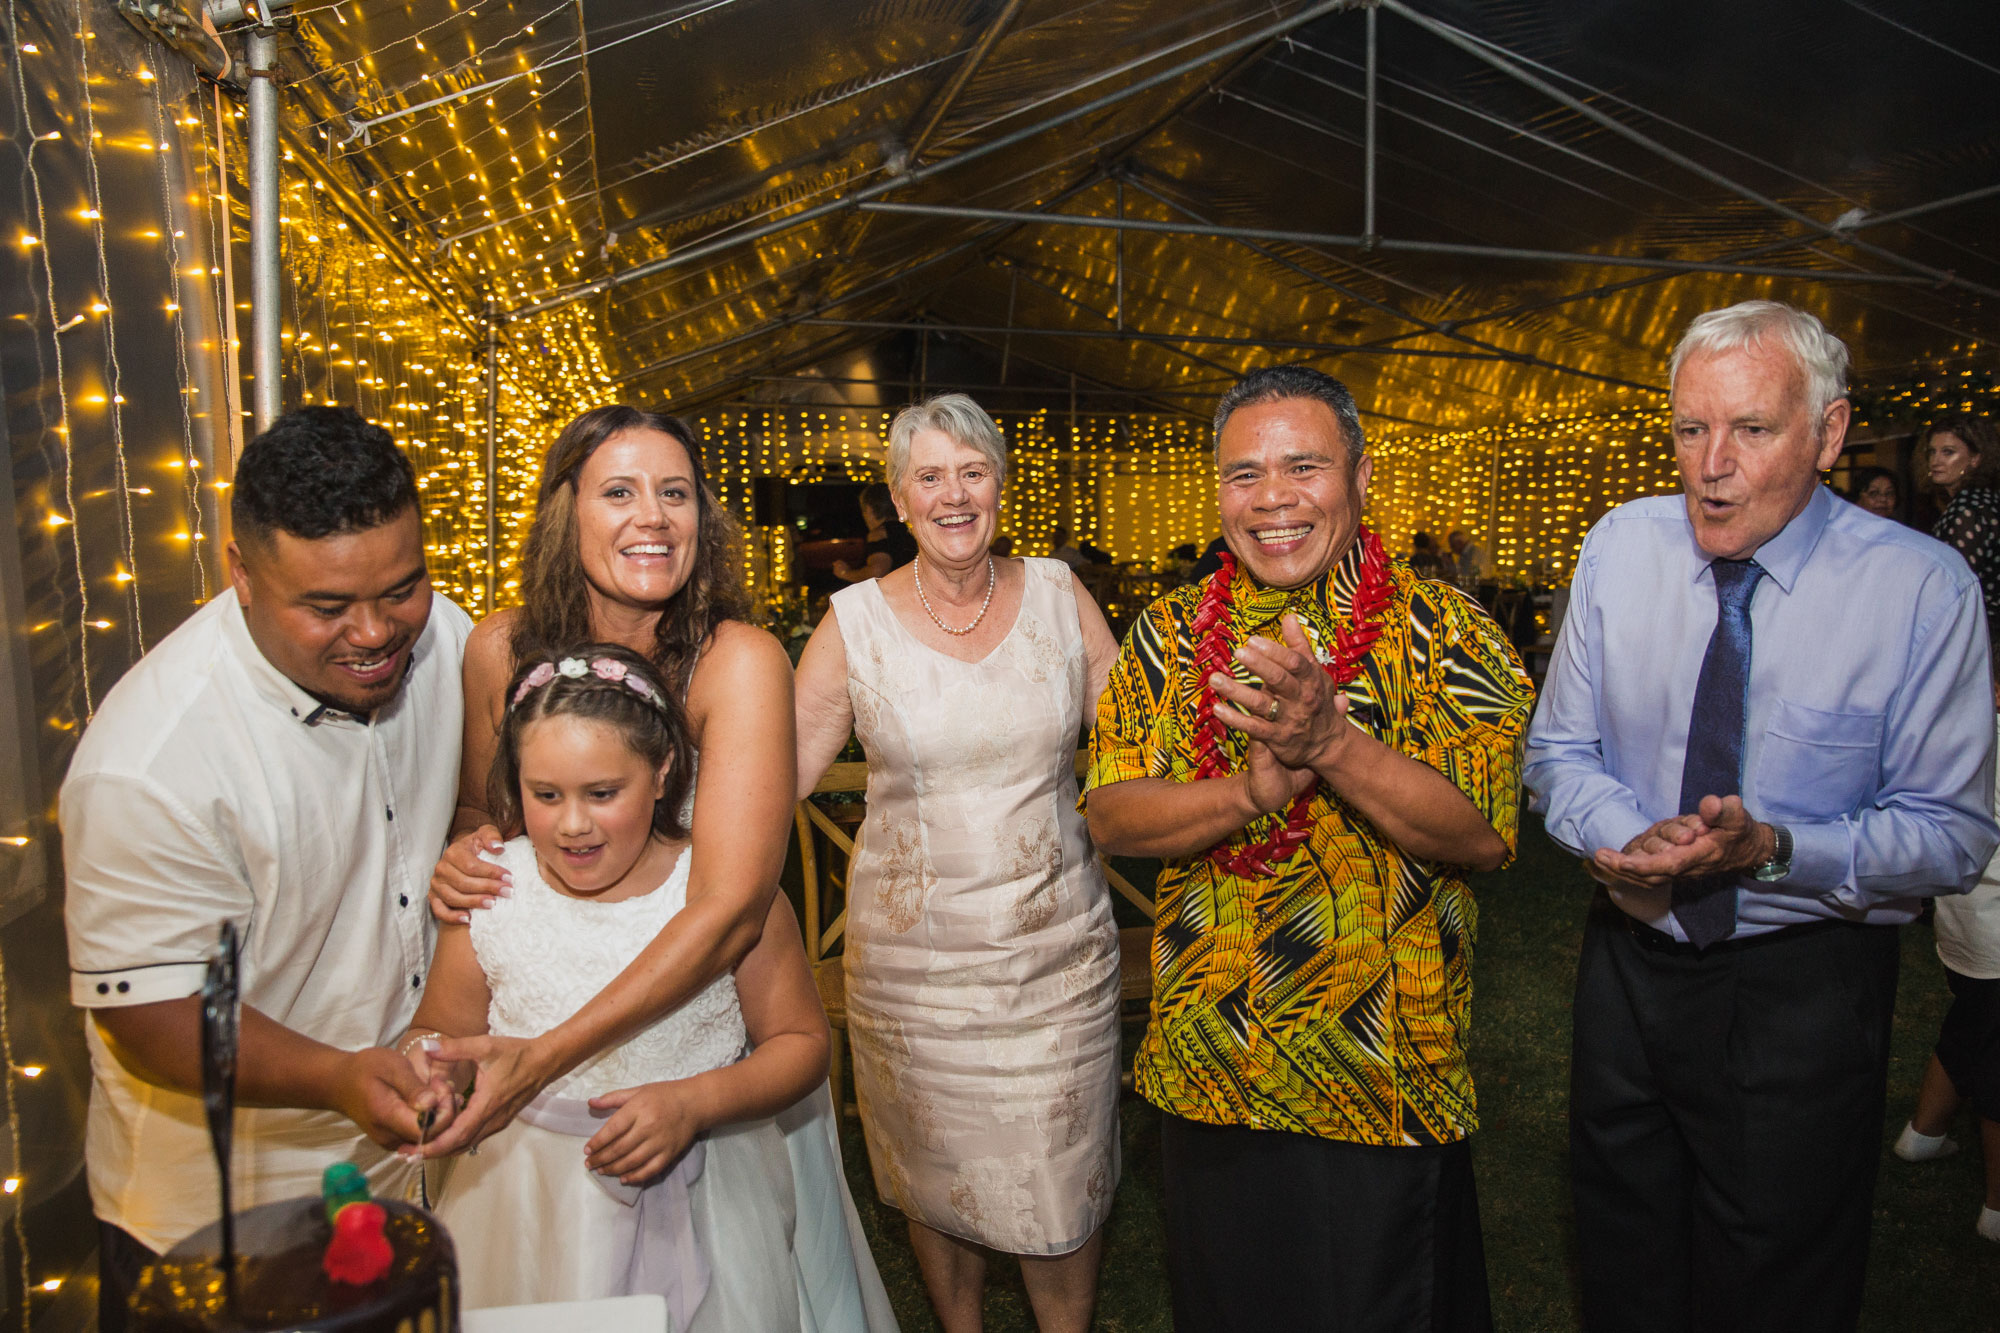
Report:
796,759,868,1116
795,751,1159,1115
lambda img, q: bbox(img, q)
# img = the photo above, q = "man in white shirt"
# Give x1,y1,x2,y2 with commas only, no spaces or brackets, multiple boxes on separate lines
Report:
63,406,472,1329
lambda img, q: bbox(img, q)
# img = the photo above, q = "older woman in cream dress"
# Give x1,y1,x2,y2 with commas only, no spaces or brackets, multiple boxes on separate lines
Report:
795,395,1123,1332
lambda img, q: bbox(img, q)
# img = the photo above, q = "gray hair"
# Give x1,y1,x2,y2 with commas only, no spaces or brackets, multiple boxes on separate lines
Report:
1213,365,1366,464
886,393,1009,492
1669,300,1851,422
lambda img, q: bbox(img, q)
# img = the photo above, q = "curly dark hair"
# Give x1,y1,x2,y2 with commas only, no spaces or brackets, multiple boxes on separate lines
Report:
488,643,694,842
231,405,418,545
511,405,749,696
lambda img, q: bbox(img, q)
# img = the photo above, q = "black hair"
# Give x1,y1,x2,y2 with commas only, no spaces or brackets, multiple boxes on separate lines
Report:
860,482,895,523
1213,365,1366,464
1847,466,1900,507
231,405,418,545
489,643,695,842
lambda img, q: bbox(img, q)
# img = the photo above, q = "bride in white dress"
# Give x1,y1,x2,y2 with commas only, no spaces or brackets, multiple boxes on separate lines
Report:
400,645,895,1330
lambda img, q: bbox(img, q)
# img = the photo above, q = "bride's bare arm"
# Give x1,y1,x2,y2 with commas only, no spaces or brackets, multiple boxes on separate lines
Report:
794,611,854,800
421,621,796,1154
430,613,516,921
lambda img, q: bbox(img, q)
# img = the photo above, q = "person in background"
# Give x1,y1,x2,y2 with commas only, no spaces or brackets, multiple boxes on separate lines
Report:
1408,530,1448,579
62,408,473,1331
1050,523,1087,569
1448,529,1492,589
795,394,1123,1333
1848,465,1903,522
1892,673,2000,1244
991,533,1015,558
1525,300,1998,1332
1926,415,2000,642
1189,534,1229,583
1088,365,1533,1332
834,481,919,582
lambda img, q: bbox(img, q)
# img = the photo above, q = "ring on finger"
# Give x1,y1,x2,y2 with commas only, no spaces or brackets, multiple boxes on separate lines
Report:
1266,697,1281,721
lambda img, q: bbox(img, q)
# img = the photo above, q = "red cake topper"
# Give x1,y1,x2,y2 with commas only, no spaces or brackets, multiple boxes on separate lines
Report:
322,1202,394,1285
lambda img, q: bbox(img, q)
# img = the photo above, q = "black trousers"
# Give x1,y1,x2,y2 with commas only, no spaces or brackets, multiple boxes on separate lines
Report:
96,1218,158,1333
1570,893,1899,1333
1160,1113,1493,1333
1935,965,2000,1121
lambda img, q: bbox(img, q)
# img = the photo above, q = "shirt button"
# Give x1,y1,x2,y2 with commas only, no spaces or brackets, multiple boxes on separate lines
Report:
116,981,130,994
386,807,395,822
411,975,421,989
96,982,109,995
399,894,409,908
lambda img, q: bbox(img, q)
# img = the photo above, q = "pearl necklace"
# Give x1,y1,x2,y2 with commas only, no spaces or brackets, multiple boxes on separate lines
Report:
914,555,996,636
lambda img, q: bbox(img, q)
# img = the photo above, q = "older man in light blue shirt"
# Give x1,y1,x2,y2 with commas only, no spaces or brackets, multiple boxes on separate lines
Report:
1525,300,1997,1333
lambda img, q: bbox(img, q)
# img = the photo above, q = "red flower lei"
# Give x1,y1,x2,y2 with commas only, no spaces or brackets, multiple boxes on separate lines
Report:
1190,527,1393,878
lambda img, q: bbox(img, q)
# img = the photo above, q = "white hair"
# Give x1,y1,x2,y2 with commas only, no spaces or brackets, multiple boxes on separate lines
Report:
886,393,1008,492
1669,300,1851,421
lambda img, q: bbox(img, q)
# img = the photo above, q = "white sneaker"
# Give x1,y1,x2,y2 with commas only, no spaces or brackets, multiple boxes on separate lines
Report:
1892,1121,1960,1162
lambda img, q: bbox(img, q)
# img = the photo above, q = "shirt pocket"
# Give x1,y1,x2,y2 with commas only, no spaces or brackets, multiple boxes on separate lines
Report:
1753,700,1884,822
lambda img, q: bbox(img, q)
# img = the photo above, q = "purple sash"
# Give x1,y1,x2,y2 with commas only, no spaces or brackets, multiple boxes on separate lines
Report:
516,1090,709,1329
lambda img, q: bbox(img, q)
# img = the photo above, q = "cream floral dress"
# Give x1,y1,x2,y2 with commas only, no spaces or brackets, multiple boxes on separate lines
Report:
832,557,1121,1255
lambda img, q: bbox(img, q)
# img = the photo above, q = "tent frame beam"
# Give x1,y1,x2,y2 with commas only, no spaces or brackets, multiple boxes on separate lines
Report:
853,202,1934,286
503,0,1369,320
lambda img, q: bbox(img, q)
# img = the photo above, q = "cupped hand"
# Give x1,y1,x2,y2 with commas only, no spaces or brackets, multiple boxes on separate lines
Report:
428,825,510,924
1242,738,1317,818
1592,796,1771,886
333,1047,434,1151
1212,614,1356,773
410,1034,554,1157
400,1038,467,1146
584,1083,703,1186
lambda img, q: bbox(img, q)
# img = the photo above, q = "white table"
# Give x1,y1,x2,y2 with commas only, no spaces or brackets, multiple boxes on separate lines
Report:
464,1293,668,1332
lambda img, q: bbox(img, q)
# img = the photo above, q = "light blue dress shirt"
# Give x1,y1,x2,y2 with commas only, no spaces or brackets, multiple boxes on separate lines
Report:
1525,483,1999,938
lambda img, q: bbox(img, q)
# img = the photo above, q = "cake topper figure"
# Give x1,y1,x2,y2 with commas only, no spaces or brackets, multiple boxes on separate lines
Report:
201,921,242,1303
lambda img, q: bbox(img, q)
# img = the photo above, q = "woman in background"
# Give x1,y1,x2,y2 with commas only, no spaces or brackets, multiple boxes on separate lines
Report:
1926,415,2000,642
1847,465,1902,522
834,482,919,582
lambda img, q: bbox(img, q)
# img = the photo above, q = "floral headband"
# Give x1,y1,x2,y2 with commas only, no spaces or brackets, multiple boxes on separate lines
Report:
510,656,670,714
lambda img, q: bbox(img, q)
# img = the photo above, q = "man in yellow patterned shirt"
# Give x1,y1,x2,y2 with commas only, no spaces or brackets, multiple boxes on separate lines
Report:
1086,366,1532,1332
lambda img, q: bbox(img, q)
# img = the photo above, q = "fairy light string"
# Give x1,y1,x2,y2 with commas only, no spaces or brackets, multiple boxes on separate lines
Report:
149,75,211,603
11,0,92,721
71,0,143,653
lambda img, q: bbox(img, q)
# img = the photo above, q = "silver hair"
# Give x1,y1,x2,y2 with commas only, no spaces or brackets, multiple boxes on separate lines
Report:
886,393,1009,492
1669,300,1851,422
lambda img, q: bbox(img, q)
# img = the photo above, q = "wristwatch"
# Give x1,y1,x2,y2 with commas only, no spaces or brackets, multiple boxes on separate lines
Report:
1752,823,1794,882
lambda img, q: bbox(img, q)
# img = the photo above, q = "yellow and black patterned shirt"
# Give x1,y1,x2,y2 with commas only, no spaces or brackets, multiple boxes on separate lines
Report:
1085,544,1534,1145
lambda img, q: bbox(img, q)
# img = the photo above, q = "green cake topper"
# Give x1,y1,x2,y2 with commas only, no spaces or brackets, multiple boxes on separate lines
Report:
321,1161,372,1223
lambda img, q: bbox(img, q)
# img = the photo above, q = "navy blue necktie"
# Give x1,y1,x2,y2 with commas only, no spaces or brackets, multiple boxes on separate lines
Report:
1673,558,1765,948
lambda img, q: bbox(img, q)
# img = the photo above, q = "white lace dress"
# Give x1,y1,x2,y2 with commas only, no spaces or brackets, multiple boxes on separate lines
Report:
437,838,838,1329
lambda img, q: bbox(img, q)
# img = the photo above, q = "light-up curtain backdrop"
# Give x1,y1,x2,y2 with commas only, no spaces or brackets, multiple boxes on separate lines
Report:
0,5,232,1317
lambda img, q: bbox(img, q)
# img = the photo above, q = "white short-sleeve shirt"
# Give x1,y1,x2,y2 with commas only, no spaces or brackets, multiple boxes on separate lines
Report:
62,589,471,1252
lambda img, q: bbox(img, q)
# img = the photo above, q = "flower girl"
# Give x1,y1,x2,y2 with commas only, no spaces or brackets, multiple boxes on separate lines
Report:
398,644,893,1329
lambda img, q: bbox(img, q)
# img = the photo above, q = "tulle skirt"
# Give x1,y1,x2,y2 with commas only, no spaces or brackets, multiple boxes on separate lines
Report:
437,1083,896,1332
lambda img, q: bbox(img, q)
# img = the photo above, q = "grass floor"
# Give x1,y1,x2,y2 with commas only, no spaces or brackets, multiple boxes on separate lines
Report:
835,818,2000,1331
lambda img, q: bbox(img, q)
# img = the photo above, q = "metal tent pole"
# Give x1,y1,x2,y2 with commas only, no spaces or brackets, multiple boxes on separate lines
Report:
246,27,282,434
1363,3,1378,247
483,302,500,612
